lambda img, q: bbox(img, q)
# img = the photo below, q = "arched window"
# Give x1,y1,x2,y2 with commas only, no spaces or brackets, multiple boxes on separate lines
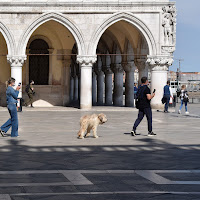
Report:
29,39,49,85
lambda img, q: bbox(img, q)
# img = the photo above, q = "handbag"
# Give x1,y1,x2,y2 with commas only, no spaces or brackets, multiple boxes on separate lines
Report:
135,98,140,109
161,97,166,104
183,97,189,103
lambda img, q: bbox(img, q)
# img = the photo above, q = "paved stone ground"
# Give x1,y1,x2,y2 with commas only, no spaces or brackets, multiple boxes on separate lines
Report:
0,103,200,200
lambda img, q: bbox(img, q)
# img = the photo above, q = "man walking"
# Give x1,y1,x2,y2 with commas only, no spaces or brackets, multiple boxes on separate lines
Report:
25,80,35,108
163,80,173,113
131,77,156,137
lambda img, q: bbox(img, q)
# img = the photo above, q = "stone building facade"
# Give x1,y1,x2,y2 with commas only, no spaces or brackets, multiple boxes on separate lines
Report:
0,0,176,109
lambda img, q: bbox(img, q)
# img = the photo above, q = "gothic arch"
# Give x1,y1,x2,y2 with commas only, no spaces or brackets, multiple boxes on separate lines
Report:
0,21,15,56
18,12,85,56
89,12,157,56
27,35,53,49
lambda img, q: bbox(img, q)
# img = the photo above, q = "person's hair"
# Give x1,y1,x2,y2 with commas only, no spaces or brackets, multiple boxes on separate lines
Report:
181,85,186,90
141,77,148,84
167,80,170,85
5,77,15,88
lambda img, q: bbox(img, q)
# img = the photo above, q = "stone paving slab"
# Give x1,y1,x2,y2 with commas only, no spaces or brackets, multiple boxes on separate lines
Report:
0,104,200,199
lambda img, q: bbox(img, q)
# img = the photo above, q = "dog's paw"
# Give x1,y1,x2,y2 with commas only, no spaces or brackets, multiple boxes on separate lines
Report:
94,135,99,138
78,136,85,139
85,133,90,137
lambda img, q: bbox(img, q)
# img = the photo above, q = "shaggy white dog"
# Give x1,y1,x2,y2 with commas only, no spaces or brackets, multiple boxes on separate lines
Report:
77,113,107,139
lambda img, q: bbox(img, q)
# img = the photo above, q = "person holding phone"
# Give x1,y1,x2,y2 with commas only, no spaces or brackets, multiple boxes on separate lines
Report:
0,77,21,137
131,76,156,137
25,80,35,108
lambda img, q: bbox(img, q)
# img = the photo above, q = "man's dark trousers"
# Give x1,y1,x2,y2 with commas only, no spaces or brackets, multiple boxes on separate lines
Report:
164,95,170,112
133,107,152,132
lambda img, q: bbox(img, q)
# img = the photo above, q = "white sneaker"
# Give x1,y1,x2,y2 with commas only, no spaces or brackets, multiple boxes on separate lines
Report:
178,110,181,114
185,112,189,115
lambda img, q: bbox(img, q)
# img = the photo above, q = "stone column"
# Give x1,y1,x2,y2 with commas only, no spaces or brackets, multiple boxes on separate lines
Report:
136,59,149,85
96,71,104,106
69,65,75,102
123,62,136,107
147,56,173,109
92,70,97,105
77,56,97,110
104,67,113,106
95,57,104,106
70,75,74,102
112,64,124,107
7,56,26,98
74,75,79,102
62,60,71,106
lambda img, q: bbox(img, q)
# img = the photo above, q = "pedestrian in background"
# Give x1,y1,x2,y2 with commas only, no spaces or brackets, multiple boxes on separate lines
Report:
131,77,156,137
25,80,35,108
0,77,21,137
178,85,189,115
134,83,138,97
163,80,173,113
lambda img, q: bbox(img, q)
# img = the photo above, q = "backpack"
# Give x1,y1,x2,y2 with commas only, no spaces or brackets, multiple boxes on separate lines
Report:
25,84,30,93
180,90,189,102
135,86,146,109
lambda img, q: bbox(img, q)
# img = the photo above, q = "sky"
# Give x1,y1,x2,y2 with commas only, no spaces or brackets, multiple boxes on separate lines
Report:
170,0,200,72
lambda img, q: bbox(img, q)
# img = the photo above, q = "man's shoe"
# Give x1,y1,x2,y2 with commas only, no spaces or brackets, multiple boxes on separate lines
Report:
185,111,189,115
0,130,5,137
178,110,181,114
148,132,157,137
131,131,136,136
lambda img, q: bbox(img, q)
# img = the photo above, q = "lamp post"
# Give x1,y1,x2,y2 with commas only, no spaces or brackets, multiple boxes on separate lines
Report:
176,68,180,103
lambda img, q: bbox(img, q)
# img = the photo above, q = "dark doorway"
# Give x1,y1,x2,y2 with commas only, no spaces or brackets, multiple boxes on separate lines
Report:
29,39,49,85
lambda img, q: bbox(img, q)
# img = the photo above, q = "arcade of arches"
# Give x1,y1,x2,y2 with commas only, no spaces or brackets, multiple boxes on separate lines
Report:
0,2,176,109
0,20,150,108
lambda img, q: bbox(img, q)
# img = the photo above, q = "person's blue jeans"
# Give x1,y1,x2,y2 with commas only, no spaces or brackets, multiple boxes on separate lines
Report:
1,104,18,137
179,100,188,112
133,107,152,132
164,95,170,112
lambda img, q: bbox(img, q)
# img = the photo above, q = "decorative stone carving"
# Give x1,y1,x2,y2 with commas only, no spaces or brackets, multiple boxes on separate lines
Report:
111,64,124,73
162,5,177,46
123,62,136,72
7,55,27,67
103,66,113,75
161,46,176,55
77,55,97,67
147,56,173,71
135,59,147,70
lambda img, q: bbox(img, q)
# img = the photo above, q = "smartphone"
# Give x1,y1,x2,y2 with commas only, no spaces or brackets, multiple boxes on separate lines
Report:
18,82,21,86
153,89,156,93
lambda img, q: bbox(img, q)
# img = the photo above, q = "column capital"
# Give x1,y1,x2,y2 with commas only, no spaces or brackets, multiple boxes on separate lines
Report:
95,70,104,76
135,59,147,70
7,55,27,67
111,64,124,73
146,56,173,71
103,65,113,75
122,62,136,72
77,55,97,67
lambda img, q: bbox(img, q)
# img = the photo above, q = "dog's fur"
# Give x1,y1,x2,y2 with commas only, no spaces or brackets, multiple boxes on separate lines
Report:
77,113,107,139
